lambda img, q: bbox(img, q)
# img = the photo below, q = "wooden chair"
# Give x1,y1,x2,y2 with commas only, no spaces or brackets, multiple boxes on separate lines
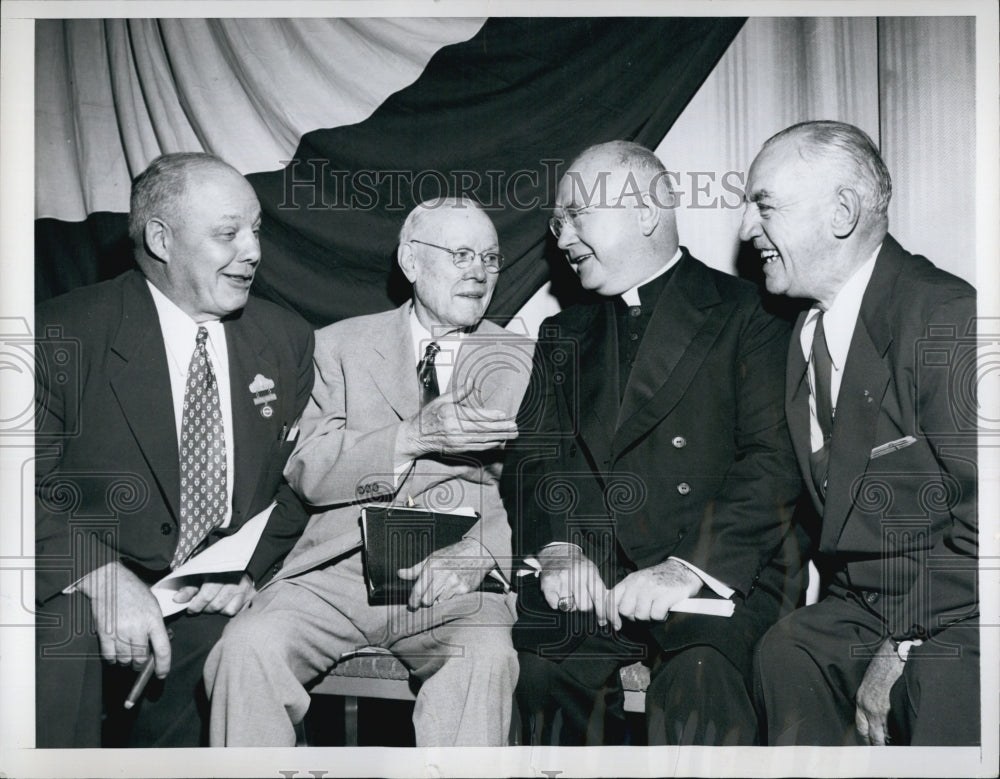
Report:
306,648,417,746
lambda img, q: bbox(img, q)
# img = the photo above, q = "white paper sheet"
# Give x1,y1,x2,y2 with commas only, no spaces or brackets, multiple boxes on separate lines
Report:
152,502,275,617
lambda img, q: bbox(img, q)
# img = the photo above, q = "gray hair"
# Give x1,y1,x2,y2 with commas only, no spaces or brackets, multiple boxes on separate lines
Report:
764,120,892,217
128,152,240,246
398,196,486,244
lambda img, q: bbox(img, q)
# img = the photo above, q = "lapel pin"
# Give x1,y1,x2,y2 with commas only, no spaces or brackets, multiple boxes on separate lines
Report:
249,374,278,418
863,389,873,404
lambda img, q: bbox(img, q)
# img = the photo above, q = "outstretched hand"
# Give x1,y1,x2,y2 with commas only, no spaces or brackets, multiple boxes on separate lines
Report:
395,384,517,458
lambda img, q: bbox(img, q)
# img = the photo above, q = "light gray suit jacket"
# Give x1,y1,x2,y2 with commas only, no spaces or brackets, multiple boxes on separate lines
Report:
278,303,533,582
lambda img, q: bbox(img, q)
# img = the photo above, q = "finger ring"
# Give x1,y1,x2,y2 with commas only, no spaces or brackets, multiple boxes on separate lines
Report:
558,596,575,612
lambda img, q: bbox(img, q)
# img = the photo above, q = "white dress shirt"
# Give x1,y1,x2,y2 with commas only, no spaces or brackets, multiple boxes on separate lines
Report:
799,246,880,454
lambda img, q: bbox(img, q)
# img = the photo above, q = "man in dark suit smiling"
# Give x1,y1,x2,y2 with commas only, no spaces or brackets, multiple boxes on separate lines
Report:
742,120,979,746
34,152,314,747
505,140,807,745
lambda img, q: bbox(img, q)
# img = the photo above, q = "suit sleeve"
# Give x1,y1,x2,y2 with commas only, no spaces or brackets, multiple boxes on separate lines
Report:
671,297,803,597
245,322,315,584
896,292,978,640
284,329,403,507
500,320,576,559
34,316,118,602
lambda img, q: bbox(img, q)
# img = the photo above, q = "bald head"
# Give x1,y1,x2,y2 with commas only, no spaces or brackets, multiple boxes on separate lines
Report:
553,140,679,296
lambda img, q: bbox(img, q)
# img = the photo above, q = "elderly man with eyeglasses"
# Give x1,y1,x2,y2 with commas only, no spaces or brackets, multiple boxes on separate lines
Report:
501,141,809,745
205,197,533,746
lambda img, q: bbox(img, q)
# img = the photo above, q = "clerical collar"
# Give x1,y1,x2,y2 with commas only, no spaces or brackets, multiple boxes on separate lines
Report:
620,247,683,307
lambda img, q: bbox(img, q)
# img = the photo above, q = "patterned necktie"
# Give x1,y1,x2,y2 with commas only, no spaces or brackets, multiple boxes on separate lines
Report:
171,326,227,568
808,312,834,502
417,341,441,407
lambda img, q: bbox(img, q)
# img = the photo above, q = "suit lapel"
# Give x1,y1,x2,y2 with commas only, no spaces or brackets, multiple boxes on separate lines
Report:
107,273,181,520
368,304,420,421
820,245,899,548
568,303,617,473
226,309,283,524
613,254,723,457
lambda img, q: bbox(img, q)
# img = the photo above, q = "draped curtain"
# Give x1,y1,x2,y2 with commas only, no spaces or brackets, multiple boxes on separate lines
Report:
652,16,975,284
34,17,746,327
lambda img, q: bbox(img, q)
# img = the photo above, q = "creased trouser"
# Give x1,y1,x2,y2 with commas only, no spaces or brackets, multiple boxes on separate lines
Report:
204,550,518,746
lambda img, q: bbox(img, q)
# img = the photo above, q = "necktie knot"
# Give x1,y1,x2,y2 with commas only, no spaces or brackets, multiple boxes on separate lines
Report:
417,341,441,406
195,326,209,347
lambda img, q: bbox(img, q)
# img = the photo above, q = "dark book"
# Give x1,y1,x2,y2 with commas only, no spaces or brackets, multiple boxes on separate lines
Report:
360,504,509,605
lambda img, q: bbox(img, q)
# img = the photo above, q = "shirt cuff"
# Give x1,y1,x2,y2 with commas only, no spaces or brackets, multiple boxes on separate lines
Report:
668,556,735,599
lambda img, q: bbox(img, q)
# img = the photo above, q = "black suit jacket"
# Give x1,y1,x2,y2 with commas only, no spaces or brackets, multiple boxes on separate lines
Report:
504,251,807,669
787,235,978,640
34,269,315,601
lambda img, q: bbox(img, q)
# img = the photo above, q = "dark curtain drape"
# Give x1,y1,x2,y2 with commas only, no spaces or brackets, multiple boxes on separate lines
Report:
35,17,745,327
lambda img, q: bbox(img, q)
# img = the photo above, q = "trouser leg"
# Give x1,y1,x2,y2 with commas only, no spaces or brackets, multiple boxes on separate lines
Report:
753,595,883,745
35,592,103,748
389,593,517,746
123,611,230,746
890,618,980,745
203,578,366,747
646,644,757,745
515,626,640,747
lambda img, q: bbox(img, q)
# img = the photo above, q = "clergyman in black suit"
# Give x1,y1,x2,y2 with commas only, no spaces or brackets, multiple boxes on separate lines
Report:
34,152,314,747
503,140,808,745
742,120,979,746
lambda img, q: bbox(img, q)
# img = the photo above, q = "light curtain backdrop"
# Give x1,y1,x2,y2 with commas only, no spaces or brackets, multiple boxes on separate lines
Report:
521,16,977,335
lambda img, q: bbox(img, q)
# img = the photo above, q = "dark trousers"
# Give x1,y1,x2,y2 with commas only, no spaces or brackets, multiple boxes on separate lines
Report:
36,591,230,747
754,592,980,745
516,629,758,746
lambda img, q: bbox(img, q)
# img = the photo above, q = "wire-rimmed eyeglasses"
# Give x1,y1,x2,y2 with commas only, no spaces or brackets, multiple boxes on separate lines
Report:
409,239,504,273
548,205,601,240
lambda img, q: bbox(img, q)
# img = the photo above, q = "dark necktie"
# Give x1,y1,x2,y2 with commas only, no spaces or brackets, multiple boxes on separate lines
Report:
417,341,441,407
808,313,834,502
171,327,228,568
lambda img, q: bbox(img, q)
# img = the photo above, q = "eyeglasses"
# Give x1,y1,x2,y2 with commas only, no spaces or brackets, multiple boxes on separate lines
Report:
549,195,629,239
548,205,598,240
409,239,504,273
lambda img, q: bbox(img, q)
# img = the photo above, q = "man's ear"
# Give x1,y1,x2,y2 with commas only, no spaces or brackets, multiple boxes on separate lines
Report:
832,186,862,238
637,192,661,237
398,242,418,284
144,218,170,263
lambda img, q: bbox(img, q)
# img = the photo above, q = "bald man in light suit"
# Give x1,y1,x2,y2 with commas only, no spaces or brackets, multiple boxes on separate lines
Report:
206,197,533,746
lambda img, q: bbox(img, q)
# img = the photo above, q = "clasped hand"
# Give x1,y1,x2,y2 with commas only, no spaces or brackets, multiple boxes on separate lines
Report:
538,547,702,630
396,385,517,458
397,536,495,609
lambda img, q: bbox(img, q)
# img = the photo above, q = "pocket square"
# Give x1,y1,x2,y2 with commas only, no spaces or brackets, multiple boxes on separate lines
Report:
870,435,917,458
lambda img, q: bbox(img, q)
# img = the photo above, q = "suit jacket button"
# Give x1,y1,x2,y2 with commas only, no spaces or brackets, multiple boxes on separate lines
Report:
677,529,686,539
676,482,691,495
160,523,173,535
672,436,687,449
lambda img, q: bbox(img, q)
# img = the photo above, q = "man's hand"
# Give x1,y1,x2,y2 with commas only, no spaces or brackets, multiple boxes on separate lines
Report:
77,562,171,677
171,572,255,616
611,559,702,629
397,537,495,609
537,543,614,628
395,384,517,459
855,639,907,745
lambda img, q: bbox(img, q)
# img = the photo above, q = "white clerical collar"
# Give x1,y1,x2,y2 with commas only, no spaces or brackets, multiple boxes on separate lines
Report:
620,247,682,307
